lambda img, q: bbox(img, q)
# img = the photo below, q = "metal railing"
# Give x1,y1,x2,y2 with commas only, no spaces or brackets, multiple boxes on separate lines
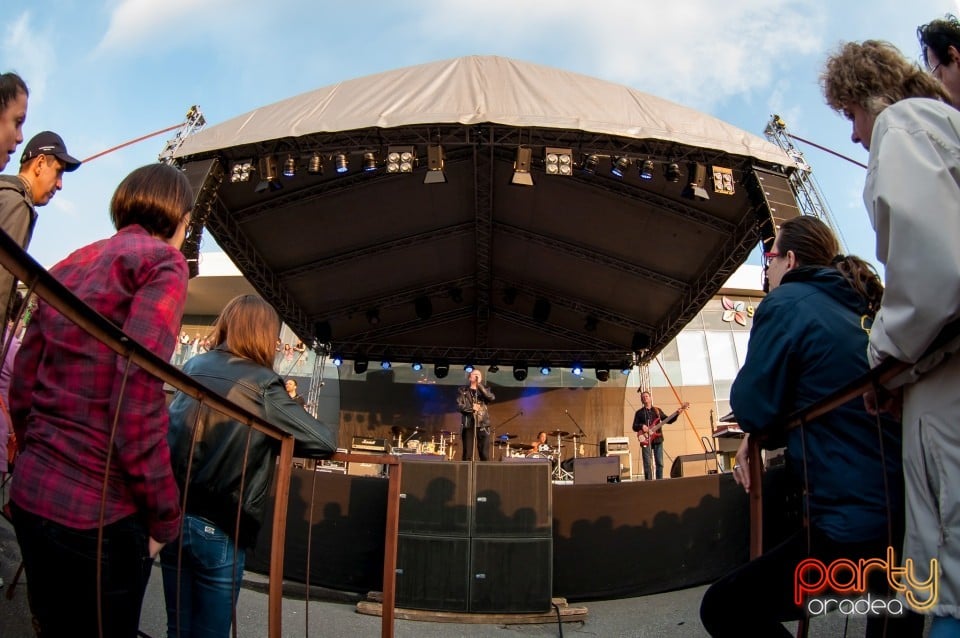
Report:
0,227,401,638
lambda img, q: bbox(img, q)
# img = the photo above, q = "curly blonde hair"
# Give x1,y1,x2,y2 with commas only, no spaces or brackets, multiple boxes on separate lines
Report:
820,40,949,116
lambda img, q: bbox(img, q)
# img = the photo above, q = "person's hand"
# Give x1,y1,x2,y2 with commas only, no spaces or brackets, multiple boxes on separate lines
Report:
148,536,165,559
863,386,902,419
732,434,751,493
472,402,482,413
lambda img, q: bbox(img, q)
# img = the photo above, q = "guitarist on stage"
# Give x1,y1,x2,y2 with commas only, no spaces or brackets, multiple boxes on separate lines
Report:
632,391,686,480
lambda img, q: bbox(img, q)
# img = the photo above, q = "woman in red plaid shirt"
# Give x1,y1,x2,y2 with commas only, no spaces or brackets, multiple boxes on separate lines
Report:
8,163,194,638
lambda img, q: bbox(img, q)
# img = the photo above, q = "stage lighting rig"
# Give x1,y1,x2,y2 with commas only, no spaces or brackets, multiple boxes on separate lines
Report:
511,146,534,186
424,144,446,184
545,147,573,176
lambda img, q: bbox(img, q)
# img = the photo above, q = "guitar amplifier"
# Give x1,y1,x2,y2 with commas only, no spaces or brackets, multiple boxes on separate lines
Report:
601,436,629,455
351,436,390,453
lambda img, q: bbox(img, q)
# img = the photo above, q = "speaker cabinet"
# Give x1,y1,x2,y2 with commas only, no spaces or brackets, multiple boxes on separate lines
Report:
470,537,552,612
346,461,383,477
473,462,551,537
396,534,470,612
398,461,471,536
573,456,620,484
670,453,718,478
605,451,632,480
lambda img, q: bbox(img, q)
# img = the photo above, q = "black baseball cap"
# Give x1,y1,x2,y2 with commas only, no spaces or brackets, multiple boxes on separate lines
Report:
20,131,81,172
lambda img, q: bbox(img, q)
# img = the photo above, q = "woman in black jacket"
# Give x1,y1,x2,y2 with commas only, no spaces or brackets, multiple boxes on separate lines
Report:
160,295,338,637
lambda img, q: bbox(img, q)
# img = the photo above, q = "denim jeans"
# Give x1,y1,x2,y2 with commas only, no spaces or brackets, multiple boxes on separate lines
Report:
641,443,664,480
160,514,246,638
10,499,154,638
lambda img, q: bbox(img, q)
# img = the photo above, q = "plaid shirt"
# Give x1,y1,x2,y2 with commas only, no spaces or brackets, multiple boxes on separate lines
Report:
10,225,186,542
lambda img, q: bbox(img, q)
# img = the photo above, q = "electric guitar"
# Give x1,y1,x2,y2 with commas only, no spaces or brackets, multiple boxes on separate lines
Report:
637,402,690,447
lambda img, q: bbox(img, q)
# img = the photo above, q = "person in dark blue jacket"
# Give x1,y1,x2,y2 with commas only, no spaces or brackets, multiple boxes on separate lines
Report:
700,216,922,637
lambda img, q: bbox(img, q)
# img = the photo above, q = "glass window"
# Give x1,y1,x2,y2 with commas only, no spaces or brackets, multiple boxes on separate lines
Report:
733,332,751,369
677,331,711,386
706,332,738,381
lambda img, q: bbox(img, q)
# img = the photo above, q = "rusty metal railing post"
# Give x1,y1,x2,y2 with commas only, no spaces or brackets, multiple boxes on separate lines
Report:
268,435,295,637
381,460,402,638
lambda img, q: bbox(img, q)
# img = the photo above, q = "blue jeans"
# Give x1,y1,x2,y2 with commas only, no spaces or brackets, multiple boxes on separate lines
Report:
160,514,246,638
642,443,664,480
10,499,153,638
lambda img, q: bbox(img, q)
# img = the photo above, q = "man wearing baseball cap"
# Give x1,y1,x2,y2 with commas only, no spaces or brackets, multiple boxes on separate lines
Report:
0,130,81,320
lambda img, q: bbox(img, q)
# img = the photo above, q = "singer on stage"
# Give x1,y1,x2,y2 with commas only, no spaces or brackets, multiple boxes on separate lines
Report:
456,369,495,461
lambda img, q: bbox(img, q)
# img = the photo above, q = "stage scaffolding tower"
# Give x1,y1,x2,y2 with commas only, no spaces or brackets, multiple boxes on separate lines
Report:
158,105,207,164
763,114,848,251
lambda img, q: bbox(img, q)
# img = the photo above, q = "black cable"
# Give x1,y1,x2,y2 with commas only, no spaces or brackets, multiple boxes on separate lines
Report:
552,601,564,638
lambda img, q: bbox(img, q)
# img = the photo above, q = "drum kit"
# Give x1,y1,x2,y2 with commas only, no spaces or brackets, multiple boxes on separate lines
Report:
492,433,532,458
390,426,457,460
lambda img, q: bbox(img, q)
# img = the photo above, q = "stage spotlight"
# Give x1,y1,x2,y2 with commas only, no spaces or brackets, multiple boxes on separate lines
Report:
571,362,584,376
230,159,253,183
532,297,551,323
354,357,369,374
621,359,633,375
255,156,282,193
412,361,423,371
434,361,450,379
424,144,446,184
366,308,380,325
283,154,297,178
545,147,573,176
584,315,598,332
640,159,655,180
511,146,534,186
583,154,599,174
539,361,552,375
665,162,681,183
488,363,500,373
684,162,710,201
307,153,324,175
595,364,610,382
332,353,344,367
712,165,735,195
464,364,474,373
414,296,432,320
362,152,378,172
381,359,392,370
334,153,349,174
513,362,528,382
386,146,415,173
611,156,630,178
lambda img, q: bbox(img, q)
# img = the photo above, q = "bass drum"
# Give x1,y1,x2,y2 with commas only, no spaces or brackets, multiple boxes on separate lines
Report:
527,453,551,460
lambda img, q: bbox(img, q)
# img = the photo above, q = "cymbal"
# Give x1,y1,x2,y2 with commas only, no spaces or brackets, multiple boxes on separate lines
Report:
515,443,534,451
497,433,518,440
493,440,512,447
548,430,570,437
563,434,581,441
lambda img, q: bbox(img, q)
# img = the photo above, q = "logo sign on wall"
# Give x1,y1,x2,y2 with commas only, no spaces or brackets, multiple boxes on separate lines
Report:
721,297,754,326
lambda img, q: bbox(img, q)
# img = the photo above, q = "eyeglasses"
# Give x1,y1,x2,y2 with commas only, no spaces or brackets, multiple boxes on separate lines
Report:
763,251,781,268
931,61,943,78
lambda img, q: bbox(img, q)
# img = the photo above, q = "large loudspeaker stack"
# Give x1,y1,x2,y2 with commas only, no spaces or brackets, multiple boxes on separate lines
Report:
395,460,552,613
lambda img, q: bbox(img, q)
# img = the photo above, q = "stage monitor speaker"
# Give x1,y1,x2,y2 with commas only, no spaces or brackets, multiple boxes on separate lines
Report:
398,461,471,536
473,462,551,538
606,451,632,481
670,453,717,478
470,537,552,613
573,456,620,485
396,534,470,612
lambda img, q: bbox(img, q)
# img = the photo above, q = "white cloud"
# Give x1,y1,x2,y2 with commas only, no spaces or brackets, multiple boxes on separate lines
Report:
2,12,54,106
408,0,827,109
94,0,255,55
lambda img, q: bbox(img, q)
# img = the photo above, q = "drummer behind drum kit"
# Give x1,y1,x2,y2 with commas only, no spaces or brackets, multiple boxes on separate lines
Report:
495,430,584,481
390,426,457,460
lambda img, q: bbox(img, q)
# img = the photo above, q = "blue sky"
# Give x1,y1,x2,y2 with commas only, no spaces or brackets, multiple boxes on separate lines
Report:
4,0,958,271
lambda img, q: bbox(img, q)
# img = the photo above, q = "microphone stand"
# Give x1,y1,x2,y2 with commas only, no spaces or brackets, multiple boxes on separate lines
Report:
490,410,523,461
564,410,589,458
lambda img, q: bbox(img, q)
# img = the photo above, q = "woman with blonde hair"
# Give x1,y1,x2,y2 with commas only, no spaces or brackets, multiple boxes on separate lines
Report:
161,294,338,637
821,39,960,635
